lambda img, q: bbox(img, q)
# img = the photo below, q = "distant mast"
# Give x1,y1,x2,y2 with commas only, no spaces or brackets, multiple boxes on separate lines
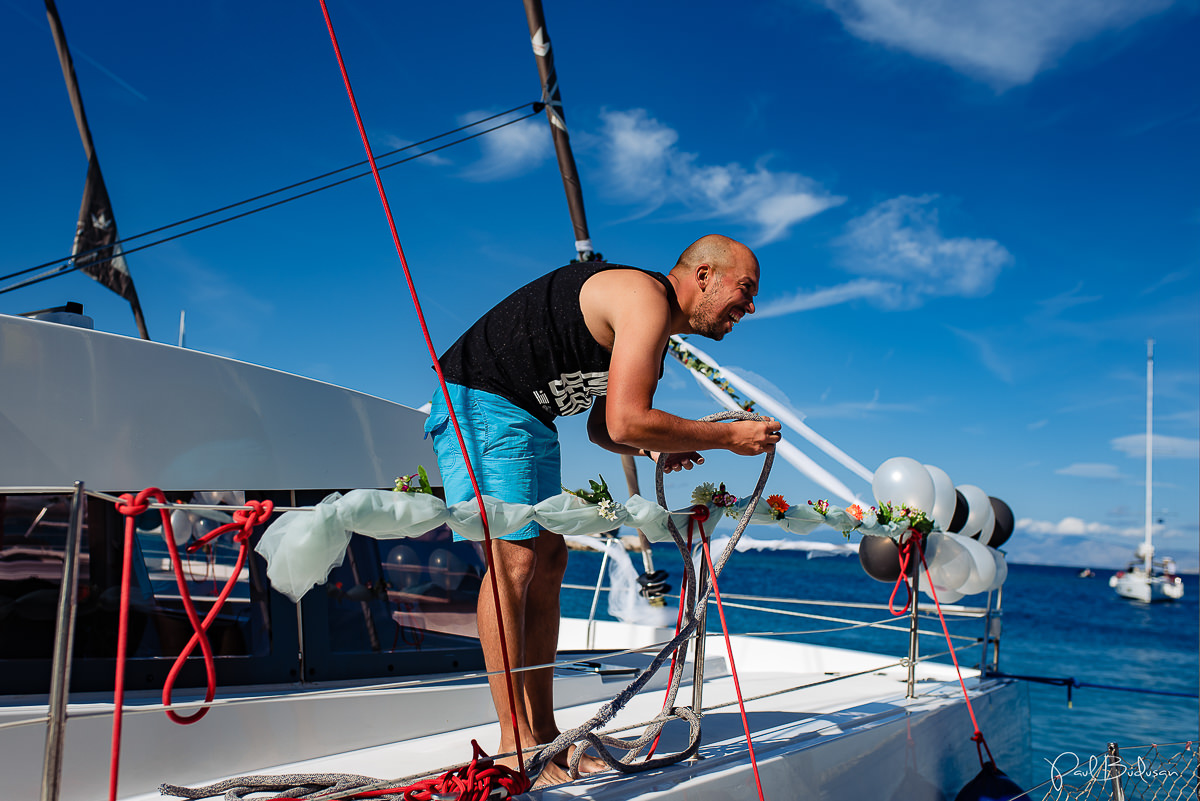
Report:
1144,339,1154,574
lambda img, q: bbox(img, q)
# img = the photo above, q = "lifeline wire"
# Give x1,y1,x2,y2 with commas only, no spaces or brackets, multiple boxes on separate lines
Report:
0,105,541,295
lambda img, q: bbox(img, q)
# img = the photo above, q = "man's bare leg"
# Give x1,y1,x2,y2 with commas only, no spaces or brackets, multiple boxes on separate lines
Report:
523,534,609,781
478,537,538,772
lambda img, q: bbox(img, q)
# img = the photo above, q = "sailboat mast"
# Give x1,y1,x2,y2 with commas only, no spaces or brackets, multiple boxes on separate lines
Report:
1144,338,1154,573
521,0,594,262
520,0,656,573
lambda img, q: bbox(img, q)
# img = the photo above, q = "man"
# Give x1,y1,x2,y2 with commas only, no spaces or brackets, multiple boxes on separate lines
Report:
424,234,780,785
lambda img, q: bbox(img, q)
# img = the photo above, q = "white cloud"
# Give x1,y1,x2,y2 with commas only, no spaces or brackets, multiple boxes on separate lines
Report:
756,196,1011,316
1111,433,1200,459
838,196,1011,303
819,0,1176,89
458,113,552,182
1055,462,1126,479
597,109,845,245
1016,516,1139,538
755,278,895,316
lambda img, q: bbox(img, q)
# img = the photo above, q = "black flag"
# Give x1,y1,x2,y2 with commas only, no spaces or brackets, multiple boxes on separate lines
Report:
46,0,149,339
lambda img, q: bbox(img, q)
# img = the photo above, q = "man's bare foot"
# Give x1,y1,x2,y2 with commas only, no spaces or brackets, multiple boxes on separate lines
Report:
531,759,574,789
561,745,608,776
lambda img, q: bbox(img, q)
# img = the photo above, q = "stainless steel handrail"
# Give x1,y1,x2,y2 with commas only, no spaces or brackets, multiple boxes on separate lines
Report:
39,481,86,801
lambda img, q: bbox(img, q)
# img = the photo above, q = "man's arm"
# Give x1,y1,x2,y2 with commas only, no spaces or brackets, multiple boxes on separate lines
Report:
583,271,780,456
587,398,705,473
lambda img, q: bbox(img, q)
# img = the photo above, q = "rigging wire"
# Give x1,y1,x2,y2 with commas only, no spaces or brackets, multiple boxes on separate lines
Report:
0,103,543,295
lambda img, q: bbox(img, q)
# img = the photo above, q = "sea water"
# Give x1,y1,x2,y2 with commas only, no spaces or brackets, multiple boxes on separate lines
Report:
560,546,1200,789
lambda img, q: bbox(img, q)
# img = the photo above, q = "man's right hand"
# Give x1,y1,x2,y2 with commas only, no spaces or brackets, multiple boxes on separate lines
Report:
726,418,782,456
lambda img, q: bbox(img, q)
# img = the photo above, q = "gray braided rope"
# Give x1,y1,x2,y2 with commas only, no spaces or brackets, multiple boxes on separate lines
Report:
527,410,775,780
159,773,395,800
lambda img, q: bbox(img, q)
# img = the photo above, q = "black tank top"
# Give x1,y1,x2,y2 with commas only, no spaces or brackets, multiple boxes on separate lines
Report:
438,262,674,429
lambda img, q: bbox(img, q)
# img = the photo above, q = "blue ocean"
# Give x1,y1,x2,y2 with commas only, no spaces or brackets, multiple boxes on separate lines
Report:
560,545,1200,789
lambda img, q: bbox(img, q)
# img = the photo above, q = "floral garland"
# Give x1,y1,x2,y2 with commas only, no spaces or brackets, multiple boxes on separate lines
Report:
667,337,756,412
394,465,434,494
691,482,738,508
563,475,620,521
766,494,789,520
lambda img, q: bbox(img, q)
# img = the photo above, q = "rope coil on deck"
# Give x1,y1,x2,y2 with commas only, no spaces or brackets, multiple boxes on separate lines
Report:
524,410,775,780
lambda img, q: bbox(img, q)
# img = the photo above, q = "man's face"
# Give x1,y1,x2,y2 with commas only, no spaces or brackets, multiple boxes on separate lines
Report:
692,259,759,340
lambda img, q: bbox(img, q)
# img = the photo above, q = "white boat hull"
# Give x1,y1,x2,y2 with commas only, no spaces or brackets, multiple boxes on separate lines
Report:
1,622,1028,801
1109,570,1185,602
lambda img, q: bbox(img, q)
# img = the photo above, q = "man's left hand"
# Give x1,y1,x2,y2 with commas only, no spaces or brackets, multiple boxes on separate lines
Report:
649,450,705,473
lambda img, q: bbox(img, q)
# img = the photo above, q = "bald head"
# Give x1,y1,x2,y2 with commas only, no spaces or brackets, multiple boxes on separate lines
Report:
671,234,758,278
668,234,760,340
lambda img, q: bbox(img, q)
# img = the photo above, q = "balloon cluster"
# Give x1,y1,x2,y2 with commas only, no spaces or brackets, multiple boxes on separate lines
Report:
859,457,1014,602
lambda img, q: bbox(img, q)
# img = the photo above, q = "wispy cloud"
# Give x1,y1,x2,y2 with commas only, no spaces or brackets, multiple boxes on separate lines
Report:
1016,516,1140,538
758,195,1011,317
381,135,453,167
595,109,844,245
458,112,552,182
818,0,1177,89
753,278,894,316
1140,269,1190,295
947,325,1013,383
1111,433,1200,459
1055,462,1127,480
791,388,921,419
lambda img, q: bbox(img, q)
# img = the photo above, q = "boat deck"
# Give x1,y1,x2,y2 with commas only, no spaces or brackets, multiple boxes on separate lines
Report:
112,630,1027,801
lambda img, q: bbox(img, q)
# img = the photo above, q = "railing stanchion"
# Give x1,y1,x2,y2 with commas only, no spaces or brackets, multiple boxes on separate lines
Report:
40,481,86,801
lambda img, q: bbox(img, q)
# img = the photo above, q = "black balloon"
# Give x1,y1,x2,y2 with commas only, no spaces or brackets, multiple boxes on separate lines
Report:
988,497,1014,548
947,489,969,533
859,535,915,582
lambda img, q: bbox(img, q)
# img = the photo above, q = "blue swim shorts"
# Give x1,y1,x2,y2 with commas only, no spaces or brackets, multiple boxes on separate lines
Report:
424,384,561,541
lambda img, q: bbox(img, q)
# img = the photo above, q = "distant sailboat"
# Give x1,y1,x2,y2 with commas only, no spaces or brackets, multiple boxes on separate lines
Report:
1109,340,1184,602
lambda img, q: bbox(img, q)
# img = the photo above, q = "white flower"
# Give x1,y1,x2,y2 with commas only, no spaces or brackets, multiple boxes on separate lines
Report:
597,499,619,522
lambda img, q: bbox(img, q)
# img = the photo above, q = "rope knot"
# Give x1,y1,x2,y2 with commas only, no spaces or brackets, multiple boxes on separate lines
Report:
115,487,160,518
231,500,274,541
689,504,711,523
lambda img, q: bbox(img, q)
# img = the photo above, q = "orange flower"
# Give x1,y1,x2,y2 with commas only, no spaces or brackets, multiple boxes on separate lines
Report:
847,503,864,521
767,494,789,513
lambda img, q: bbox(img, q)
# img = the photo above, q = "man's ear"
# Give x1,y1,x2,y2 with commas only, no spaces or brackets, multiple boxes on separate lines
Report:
696,263,712,291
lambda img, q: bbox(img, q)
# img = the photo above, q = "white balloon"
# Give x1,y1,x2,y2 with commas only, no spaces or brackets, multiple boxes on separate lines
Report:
922,583,965,604
977,513,997,546
956,484,994,541
169,509,194,545
873,457,936,514
948,532,996,595
987,547,1008,591
922,531,971,595
923,465,957,531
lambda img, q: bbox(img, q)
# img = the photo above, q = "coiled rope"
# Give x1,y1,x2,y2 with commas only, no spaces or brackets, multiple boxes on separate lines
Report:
524,410,774,799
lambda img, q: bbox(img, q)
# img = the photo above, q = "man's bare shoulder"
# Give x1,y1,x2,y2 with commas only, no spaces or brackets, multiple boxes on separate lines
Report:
580,267,669,298
579,268,672,349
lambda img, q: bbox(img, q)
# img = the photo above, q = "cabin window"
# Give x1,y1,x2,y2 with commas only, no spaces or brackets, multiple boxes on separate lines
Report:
0,491,278,692
322,526,484,655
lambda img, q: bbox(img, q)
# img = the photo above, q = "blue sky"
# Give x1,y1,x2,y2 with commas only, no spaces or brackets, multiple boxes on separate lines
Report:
3,0,1198,570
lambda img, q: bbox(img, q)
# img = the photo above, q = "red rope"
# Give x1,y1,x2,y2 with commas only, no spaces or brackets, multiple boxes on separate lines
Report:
270,741,528,801
887,531,920,616
698,527,766,801
315,0,525,775
108,491,272,800
917,547,996,767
